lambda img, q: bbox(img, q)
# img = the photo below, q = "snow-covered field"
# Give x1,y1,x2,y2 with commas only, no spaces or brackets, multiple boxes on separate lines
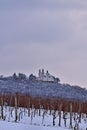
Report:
0,106,87,130
1,121,73,130
0,121,68,130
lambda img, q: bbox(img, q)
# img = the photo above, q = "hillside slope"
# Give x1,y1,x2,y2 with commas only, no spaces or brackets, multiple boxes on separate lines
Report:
0,75,87,102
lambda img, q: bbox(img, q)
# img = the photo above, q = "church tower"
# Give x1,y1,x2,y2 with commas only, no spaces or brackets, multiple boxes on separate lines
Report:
38,69,41,78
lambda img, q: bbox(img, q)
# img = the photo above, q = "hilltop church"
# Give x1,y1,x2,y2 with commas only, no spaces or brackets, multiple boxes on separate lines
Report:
37,69,56,82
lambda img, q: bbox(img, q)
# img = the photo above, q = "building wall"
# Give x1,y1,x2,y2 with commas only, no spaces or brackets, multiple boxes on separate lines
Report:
37,69,55,82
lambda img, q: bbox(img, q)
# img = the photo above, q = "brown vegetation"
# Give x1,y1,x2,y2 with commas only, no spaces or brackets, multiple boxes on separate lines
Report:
0,93,87,113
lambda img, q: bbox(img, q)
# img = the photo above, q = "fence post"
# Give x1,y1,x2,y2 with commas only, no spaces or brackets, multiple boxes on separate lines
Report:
70,103,73,128
15,93,18,122
53,110,56,126
38,98,41,116
28,96,30,117
58,103,62,126
1,96,4,120
78,103,81,123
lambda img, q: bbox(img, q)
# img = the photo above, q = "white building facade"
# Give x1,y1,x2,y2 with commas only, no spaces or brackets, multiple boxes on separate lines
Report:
37,69,55,82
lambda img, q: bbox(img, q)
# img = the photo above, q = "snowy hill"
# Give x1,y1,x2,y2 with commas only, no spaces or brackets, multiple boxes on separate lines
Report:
0,75,87,102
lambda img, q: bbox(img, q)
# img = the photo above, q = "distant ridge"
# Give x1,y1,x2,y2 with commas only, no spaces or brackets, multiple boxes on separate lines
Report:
0,72,87,102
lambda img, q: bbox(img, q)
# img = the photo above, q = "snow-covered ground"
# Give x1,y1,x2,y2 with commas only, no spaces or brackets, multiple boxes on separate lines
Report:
0,121,69,130
0,106,87,130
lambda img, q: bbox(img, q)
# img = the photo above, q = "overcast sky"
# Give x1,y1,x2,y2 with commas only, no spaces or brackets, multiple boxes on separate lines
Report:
0,0,87,88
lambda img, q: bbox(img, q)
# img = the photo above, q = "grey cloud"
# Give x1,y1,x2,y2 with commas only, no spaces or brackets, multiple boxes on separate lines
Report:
0,1,87,46
0,9,75,45
0,0,87,88
0,0,87,11
0,0,87,46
